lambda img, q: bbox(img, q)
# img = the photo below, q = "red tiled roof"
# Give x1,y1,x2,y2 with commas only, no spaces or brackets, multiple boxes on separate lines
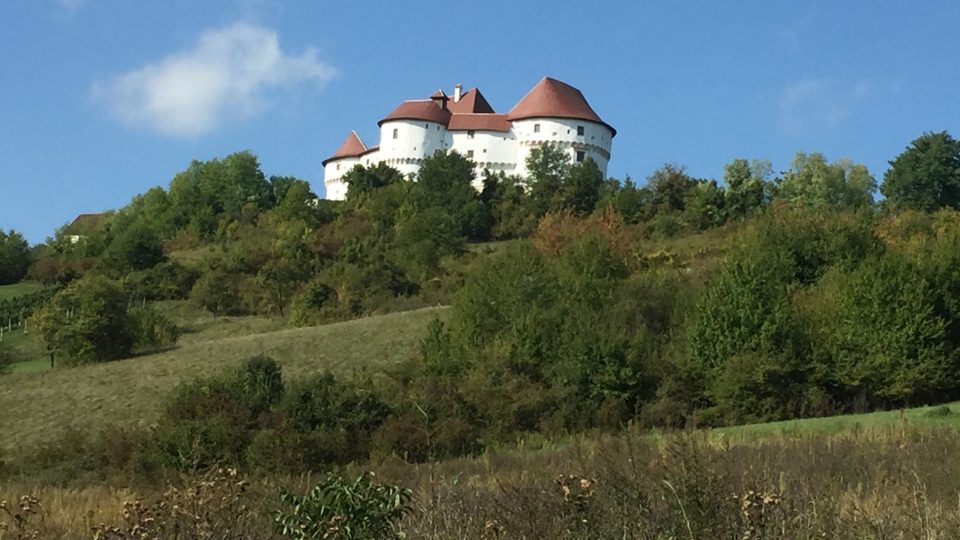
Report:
322,131,367,165
447,88,495,114
379,100,452,126
447,113,511,132
507,77,615,135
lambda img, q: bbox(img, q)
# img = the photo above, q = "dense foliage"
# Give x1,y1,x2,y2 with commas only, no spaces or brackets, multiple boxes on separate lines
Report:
6,131,960,483
0,229,31,285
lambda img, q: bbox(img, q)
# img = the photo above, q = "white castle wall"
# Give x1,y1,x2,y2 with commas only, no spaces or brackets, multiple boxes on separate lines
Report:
323,117,614,200
448,130,518,189
378,120,448,178
511,118,613,179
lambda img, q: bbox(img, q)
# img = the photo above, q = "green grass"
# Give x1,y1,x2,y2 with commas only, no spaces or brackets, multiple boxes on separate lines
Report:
716,401,960,441
0,281,43,302
0,306,449,452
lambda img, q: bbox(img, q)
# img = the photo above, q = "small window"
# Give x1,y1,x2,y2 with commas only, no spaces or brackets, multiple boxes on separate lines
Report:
336,163,340,170
482,148,487,153
533,124,540,133
577,125,585,136
576,151,585,162
466,150,474,158
392,128,398,139
467,130,475,139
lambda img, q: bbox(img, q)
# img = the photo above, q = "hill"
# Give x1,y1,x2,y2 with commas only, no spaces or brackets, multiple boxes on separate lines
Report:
0,306,448,452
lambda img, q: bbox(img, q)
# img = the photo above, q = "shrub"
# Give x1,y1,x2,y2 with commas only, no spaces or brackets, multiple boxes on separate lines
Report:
130,306,180,351
274,472,412,540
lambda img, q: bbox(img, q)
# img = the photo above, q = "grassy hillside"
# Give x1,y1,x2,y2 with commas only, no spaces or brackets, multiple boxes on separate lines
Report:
0,281,43,302
0,306,448,452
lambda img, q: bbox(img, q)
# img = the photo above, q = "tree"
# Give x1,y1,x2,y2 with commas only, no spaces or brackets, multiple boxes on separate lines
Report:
343,163,404,203
646,164,697,215
412,151,490,241
882,131,960,211
559,158,605,216
31,275,138,364
525,143,571,217
0,229,31,285
723,158,770,220
101,221,165,272
775,152,875,210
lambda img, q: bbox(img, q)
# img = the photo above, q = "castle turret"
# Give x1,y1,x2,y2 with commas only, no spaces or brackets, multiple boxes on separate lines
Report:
507,77,615,178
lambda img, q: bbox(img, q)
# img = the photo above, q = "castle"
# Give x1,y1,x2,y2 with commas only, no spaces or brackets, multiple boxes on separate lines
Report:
322,77,616,199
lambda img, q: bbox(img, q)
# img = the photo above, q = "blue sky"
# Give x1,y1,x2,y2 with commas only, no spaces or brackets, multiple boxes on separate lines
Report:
2,1,958,243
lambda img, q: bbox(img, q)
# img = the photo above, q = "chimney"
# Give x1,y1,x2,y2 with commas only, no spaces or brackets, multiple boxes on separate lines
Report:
454,84,463,102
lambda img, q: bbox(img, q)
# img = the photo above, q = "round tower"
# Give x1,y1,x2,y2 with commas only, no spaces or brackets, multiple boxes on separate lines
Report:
507,77,615,179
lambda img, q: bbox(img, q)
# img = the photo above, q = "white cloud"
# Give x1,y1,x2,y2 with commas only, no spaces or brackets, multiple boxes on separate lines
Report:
92,23,336,137
779,77,871,135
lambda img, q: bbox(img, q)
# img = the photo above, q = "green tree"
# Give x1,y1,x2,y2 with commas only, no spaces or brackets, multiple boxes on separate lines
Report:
683,180,727,230
101,221,165,272
881,131,960,211
526,143,571,217
480,171,536,239
723,158,770,220
30,275,138,364
559,158,605,216
775,152,875,209
647,164,697,215
0,229,31,284
344,163,405,203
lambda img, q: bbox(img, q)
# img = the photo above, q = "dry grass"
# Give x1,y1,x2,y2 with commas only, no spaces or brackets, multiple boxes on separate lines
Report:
4,425,960,539
0,306,449,452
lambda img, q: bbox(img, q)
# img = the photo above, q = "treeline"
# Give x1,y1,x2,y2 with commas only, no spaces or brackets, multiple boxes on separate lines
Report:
4,129,960,481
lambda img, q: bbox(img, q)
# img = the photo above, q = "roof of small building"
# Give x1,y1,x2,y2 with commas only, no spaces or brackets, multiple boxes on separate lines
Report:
507,77,615,135
65,212,108,235
322,131,368,166
447,113,511,132
378,99,452,126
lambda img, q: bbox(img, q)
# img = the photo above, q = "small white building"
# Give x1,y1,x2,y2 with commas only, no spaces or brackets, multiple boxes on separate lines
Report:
322,77,616,200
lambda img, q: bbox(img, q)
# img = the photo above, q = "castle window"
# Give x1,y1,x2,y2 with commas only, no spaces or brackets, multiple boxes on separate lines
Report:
392,128,398,139
576,151,585,163
467,130,475,139
577,125,585,136
336,163,340,170
466,150,474,158
533,123,540,133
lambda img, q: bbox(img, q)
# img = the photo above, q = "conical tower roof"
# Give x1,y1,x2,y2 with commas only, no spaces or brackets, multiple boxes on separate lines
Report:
322,131,367,165
507,77,615,135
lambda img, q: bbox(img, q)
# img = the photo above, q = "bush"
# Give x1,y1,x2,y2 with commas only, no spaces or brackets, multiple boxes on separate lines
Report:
130,306,180,351
274,472,412,540
190,269,247,316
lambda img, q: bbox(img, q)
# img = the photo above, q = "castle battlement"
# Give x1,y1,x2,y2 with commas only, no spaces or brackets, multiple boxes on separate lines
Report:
322,77,615,200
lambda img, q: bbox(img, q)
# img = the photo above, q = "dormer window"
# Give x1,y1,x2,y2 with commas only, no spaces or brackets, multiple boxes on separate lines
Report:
577,125,585,136
533,124,540,133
